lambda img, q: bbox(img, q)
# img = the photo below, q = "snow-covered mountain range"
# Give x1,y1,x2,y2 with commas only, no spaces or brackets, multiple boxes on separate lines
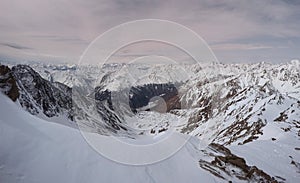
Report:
0,60,299,182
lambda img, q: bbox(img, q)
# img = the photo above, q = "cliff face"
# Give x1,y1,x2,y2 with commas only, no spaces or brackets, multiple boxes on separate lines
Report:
11,65,73,120
0,64,19,101
0,64,73,120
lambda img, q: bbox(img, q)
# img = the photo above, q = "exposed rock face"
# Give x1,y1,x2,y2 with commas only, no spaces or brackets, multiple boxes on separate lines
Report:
52,81,72,97
129,83,180,113
199,143,278,182
95,83,180,112
11,65,73,120
0,65,19,101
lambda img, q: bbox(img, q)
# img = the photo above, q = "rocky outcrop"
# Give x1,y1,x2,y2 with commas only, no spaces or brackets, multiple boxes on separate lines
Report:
199,143,278,182
0,64,19,101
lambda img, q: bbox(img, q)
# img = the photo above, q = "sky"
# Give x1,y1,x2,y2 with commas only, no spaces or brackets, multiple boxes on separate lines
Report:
0,0,300,64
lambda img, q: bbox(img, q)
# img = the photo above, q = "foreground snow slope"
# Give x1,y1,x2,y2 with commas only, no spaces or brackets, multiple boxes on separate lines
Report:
0,94,215,183
229,119,300,182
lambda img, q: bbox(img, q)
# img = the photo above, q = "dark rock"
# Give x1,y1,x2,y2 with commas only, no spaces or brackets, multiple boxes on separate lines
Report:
129,83,180,113
0,64,19,101
11,65,73,120
199,143,278,182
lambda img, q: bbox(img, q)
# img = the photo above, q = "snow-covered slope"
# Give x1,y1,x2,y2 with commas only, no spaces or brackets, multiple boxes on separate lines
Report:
1,92,293,182
0,93,216,183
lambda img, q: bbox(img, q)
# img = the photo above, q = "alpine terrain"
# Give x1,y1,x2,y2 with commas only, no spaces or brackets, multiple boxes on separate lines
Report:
0,60,299,182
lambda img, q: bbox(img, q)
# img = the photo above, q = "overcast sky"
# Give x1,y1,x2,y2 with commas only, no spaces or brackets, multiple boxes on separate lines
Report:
0,0,299,64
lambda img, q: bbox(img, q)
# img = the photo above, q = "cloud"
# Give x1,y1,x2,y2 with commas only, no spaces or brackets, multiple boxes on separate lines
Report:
0,0,299,63
0,42,32,50
211,43,279,51
30,35,88,44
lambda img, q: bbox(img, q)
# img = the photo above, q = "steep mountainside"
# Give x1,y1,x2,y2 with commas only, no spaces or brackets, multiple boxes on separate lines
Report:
0,64,73,120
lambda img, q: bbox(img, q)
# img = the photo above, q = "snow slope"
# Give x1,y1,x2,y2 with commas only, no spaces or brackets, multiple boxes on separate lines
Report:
0,93,216,183
229,122,300,182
